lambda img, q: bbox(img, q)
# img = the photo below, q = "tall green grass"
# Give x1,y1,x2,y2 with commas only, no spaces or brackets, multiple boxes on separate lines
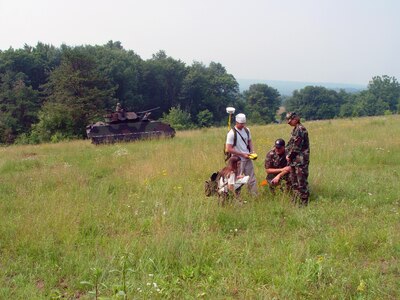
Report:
0,115,399,299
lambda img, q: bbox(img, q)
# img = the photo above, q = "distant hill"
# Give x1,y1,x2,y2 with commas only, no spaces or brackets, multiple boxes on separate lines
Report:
237,78,366,96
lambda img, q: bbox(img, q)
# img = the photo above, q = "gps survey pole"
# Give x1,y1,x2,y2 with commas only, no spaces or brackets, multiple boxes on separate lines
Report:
224,107,236,161
226,107,235,129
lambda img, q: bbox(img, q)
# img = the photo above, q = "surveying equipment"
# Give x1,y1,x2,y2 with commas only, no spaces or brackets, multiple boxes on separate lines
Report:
248,153,258,160
226,107,235,129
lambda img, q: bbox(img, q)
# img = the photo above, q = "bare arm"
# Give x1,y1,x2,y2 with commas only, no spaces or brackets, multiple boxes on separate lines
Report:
266,167,288,175
271,166,291,184
226,144,249,159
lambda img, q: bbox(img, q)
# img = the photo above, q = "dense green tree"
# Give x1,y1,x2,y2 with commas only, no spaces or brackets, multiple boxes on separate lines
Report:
29,102,76,143
141,50,187,118
0,72,40,143
0,43,61,143
367,75,400,112
353,90,389,116
286,86,343,120
243,83,280,124
337,76,399,118
0,43,61,90
180,62,208,117
180,62,239,124
38,47,116,140
90,41,144,111
398,98,400,113
204,62,240,122
339,92,357,118
197,109,213,127
161,106,193,130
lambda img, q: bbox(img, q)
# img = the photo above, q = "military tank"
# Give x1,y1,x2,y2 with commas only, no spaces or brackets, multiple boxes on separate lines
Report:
86,107,175,144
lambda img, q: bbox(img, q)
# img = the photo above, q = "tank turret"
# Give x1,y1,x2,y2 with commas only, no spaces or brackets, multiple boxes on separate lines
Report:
86,107,175,144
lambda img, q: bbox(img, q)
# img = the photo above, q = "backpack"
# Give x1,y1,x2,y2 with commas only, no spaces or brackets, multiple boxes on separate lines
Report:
204,171,220,197
224,127,250,161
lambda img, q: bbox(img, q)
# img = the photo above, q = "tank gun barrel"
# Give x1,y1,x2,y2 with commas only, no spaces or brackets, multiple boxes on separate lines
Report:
137,107,160,114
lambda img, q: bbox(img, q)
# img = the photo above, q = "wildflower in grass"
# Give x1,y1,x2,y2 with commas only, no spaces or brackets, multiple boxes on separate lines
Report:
162,169,167,176
357,279,366,292
114,147,128,157
260,179,268,186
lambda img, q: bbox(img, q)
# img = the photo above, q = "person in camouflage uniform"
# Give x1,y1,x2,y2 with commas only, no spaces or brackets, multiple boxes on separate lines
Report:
115,102,123,112
285,112,310,205
264,138,291,191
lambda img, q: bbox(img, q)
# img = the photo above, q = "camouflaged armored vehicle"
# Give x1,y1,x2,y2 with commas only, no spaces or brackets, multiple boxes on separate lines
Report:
86,107,175,144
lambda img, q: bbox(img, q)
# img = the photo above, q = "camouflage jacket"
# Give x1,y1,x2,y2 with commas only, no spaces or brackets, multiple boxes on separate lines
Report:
286,123,310,166
264,148,287,170
265,148,289,181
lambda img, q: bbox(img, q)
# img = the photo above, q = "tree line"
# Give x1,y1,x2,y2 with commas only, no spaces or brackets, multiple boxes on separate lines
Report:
0,41,399,144
285,75,400,121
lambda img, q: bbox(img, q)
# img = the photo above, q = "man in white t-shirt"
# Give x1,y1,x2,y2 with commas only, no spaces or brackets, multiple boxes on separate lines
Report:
225,113,257,195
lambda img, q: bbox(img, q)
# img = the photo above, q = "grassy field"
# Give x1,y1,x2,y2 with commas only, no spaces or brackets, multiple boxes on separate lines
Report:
0,115,399,299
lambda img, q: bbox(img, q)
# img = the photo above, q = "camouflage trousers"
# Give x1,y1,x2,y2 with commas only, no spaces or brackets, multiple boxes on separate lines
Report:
289,164,309,205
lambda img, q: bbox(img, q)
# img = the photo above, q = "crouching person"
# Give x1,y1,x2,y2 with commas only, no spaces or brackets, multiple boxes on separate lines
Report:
265,139,292,192
217,156,245,205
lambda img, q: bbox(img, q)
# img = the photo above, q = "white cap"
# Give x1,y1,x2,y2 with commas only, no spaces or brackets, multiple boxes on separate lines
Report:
235,113,246,123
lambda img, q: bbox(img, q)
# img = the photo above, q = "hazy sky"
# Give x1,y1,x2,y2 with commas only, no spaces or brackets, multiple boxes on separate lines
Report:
1,0,399,85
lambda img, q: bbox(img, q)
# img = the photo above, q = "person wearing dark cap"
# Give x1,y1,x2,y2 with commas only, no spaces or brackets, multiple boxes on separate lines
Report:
265,138,292,190
285,112,310,205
